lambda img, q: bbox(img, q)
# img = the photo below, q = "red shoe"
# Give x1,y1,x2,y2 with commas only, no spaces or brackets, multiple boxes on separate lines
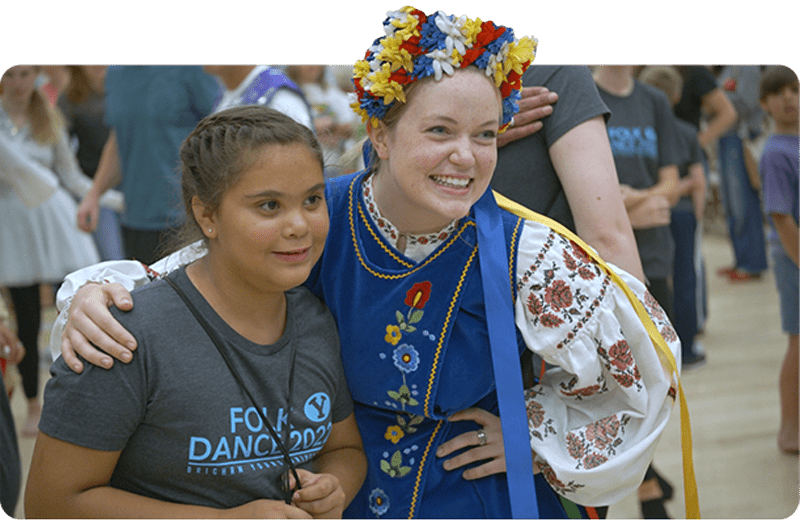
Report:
716,266,736,277
728,269,762,282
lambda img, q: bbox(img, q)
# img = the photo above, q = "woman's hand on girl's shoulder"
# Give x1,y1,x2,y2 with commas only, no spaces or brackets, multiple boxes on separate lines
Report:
62,282,137,373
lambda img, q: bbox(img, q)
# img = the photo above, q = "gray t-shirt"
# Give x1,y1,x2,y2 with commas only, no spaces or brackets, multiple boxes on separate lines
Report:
40,267,353,508
492,65,611,232
597,80,683,280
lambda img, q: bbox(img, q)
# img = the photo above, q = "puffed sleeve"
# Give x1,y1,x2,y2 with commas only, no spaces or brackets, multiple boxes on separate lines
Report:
514,219,680,507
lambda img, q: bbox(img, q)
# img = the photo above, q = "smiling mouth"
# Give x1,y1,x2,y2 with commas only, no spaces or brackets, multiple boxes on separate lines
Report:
274,248,311,262
430,175,471,189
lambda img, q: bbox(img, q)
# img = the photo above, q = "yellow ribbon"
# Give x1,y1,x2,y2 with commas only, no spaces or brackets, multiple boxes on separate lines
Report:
495,191,700,519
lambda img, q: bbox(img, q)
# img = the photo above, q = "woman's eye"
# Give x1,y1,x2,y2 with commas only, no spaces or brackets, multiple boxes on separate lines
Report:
260,201,279,211
305,195,323,206
480,130,497,139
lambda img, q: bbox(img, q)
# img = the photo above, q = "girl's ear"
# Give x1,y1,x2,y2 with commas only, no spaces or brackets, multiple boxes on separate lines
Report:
191,195,217,239
367,120,391,160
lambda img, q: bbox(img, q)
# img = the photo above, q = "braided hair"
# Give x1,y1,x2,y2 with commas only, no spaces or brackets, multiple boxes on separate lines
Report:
165,105,323,255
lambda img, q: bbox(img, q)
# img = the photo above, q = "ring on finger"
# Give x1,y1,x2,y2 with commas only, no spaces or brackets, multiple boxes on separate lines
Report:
476,428,487,446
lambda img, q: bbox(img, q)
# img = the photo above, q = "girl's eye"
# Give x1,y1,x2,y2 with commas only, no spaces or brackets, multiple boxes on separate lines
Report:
428,126,447,134
480,130,497,139
260,200,279,212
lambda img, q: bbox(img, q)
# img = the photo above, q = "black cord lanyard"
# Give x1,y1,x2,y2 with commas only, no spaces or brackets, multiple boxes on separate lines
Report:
164,275,301,503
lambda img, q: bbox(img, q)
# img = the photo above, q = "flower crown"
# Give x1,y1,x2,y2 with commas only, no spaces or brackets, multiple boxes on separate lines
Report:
352,6,537,132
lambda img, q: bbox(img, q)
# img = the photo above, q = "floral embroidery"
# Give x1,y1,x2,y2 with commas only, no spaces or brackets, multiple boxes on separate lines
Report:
385,325,402,345
363,175,456,249
396,413,424,434
393,344,420,373
564,414,631,470
380,449,413,478
525,387,557,441
390,281,432,334
385,425,405,444
369,488,390,516
520,233,611,350
559,375,607,399
597,337,643,391
405,281,432,308
538,460,585,496
387,381,419,409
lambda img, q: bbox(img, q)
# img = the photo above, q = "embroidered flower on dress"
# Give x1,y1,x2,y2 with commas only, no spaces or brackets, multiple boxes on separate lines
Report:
369,488,391,516
385,325,402,345
393,344,420,373
384,425,405,443
405,281,432,309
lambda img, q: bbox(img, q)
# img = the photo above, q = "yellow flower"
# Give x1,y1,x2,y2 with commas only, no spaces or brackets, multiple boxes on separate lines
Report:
369,64,406,105
384,425,405,444
385,325,402,345
461,17,483,46
505,37,537,75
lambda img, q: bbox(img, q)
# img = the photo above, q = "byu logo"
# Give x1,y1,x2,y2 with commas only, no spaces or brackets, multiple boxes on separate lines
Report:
304,392,331,422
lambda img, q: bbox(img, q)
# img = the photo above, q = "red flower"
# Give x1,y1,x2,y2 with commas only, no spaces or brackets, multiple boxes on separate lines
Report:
561,384,600,398
644,291,665,320
577,266,596,281
612,373,635,388
607,340,634,371
566,432,586,460
405,281,432,309
585,416,619,450
545,280,573,311
539,313,564,328
526,399,545,428
526,293,543,317
569,240,592,264
563,250,578,271
582,452,609,469
660,325,678,343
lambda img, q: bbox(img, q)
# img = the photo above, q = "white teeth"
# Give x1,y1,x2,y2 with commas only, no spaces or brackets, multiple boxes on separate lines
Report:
431,175,470,188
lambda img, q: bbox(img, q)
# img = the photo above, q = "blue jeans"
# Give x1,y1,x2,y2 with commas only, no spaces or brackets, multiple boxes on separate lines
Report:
93,207,125,261
717,134,768,273
671,209,703,357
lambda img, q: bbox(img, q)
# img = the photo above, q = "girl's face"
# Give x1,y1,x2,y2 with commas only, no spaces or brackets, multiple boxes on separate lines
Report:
369,69,502,234
203,143,328,294
1,66,38,104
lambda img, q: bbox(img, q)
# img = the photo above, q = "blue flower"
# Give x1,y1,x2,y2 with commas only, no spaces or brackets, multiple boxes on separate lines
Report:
419,13,450,51
369,488,390,516
393,344,420,373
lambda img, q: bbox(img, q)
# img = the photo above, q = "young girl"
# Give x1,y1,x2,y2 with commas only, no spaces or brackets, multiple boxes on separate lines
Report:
50,8,686,518
25,106,366,518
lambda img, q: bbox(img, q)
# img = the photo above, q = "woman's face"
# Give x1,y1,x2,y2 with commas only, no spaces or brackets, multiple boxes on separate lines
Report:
370,69,502,234
1,66,38,104
205,143,328,294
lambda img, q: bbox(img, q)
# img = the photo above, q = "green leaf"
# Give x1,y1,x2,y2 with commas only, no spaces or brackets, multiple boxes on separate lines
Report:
387,390,400,400
409,309,424,323
407,397,419,406
398,466,412,477
405,325,417,333
380,459,391,473
396,311,405,324
391,450,403,467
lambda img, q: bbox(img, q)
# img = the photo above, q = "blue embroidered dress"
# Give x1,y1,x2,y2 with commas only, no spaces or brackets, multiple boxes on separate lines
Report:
306,171,567,518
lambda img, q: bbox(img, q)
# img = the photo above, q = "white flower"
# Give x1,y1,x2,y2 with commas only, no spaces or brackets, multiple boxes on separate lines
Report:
434,12,470,56
426,49,454,81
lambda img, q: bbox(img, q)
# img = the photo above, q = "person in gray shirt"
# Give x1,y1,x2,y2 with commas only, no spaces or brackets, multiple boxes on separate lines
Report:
25,106,367,518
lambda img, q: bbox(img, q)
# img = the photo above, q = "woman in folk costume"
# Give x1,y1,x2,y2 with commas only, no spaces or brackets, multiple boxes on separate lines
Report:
52,7,689,519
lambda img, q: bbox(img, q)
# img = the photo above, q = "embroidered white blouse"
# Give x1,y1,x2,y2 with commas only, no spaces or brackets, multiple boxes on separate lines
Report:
50,175,680,507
